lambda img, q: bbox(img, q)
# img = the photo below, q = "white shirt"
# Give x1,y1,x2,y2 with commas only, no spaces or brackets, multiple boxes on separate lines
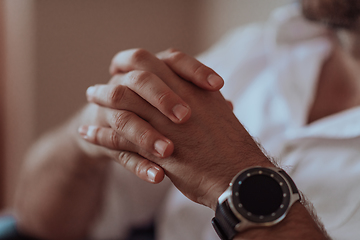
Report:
90,5,360,240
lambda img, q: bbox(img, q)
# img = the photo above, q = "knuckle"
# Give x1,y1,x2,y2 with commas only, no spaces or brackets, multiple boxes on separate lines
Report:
167,51,185,64
165,47,179,54
107,85,126,106
109,74,122,84
111,52,121,66
110,130,120,149
117,151,132,168
127,70,153,90
134,160,148,178
129,48,151,65
112,111,133,132
192,63,207,76
136,129,152,146
110,52,124,73
90,127,100,144
155,90,173,105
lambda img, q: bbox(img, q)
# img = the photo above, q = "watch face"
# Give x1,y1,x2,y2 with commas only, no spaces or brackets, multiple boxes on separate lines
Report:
231,167,291,223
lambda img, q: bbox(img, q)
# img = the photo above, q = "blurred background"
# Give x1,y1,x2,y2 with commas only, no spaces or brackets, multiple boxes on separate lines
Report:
0,0,289,210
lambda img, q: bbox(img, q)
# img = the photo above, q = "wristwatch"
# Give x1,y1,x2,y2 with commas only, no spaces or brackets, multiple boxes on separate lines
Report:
211,166,300,240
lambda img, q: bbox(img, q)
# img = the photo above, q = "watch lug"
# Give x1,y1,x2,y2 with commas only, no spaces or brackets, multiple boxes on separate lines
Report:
290,193,301,205
218,187,232,205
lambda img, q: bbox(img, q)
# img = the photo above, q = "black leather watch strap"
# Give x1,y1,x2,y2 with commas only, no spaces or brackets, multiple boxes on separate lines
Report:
212,200,240,240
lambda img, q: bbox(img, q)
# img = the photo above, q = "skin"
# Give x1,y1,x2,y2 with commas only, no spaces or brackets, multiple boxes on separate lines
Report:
84,49,329,239
14,0,360,239
14,49,226,239
301,0,360,29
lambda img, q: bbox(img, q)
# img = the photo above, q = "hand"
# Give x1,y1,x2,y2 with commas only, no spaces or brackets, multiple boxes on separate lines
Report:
76,48,225,184
81,49,272,210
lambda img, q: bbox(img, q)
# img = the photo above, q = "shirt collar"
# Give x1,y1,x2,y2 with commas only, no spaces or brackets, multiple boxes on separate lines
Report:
267,4,360,140
287,106,360,140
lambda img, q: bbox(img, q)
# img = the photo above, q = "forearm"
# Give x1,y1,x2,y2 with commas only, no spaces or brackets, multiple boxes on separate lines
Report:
14,108,110,240
234,202,330,240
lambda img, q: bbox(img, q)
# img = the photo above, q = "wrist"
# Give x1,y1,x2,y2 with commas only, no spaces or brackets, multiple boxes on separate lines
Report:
212,167,322,239
207,155,274,211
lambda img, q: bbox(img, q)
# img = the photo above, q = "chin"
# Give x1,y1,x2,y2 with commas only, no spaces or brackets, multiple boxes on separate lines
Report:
301,0,360,29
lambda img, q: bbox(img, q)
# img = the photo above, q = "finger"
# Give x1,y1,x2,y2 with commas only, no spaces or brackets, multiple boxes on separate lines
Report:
88,75,191,123
78,125,139,152
157,48,224,90
108,48,185,92
109,48,167,76
109,49,192,124
102,109,174,158
86,84,158,122
226,100,234,111
79,122,173,158
112,150,164,183
110,48,223,91
109,149,165,184
78,125,165,183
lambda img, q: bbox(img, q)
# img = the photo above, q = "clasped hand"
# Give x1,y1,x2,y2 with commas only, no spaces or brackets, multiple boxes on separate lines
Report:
77,48,270,209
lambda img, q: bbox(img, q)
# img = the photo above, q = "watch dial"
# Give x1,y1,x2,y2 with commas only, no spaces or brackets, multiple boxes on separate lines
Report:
238,175,283,215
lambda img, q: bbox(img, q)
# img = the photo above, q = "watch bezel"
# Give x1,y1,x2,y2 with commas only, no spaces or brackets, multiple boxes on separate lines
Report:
228,167,292,224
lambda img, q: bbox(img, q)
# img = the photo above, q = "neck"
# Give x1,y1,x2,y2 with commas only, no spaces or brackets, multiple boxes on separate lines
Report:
337,26,360,59
307,30,360,124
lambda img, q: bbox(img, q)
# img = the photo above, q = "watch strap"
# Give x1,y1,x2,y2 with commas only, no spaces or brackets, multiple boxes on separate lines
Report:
212,200,240,240
211,167,300,240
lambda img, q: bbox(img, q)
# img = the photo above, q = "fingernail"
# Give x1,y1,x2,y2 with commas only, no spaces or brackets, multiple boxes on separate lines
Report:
86,126,98,138
78,125,89,139
154,139,169,157
207,74,223,88
86,86,96,96
147,167,159,182
78,125,98,140
172,104,189,122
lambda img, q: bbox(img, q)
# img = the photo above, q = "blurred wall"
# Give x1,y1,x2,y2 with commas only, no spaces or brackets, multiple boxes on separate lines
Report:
35,0,201,136
197,0,290,51
2,0,36,209
2,0,289,207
